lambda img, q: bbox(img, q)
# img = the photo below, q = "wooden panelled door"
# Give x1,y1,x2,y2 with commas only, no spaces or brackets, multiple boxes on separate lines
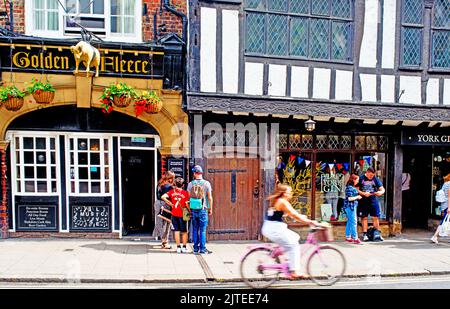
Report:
204,157,262,240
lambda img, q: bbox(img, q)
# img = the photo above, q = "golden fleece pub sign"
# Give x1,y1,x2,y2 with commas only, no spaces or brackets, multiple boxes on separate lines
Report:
0,38,164,78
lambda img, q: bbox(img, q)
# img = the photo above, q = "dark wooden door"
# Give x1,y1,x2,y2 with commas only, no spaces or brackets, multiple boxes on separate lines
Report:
204,157,261,240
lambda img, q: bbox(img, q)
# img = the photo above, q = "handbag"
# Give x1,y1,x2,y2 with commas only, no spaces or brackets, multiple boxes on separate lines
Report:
182,207,191,221
439,214,450,237
435,189,446,203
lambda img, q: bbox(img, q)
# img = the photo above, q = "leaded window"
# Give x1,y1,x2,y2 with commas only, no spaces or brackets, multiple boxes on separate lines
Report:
431,0,450,69
400,0,424,67
245,0,354,62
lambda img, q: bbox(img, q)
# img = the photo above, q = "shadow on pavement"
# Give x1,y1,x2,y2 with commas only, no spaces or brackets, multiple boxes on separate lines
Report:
80,242,186,255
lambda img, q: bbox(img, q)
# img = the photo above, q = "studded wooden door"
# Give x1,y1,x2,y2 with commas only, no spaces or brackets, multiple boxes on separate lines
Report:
204,157,262,240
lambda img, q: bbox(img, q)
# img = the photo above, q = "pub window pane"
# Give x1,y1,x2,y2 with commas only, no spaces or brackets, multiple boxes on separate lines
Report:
70,153,74,165
79,153,88,165
25,166,34,178
290,17,308,57
71,181,75,193
246,13,266,54
79,167,88,179
104,153,109,165
431,30,450,69
302,135,313,149
51,152,56,164
79,182,89,193
90,139,100,151
36,166,47,179
52,181,57,193
289,134,302,149
25,181,35,192
312,0,330,16
355,135,366,150
15,137,20,149
93,0,104,14
16,166,20,178
36,138,46,149
105,182,110,193
36,152,46,164
402,27,422,67
268,0,287,12
78,139,88,150
332,21,350,61
24,152,34,164
70,138,74,150
329,135,340,150
104,139,109,151
16,181,21,192
104,167,110,179
37,181,47,192
50,138,55,150
310,19,330,59
278,134,288,149
290,0,308,14
91,182,101,193
267,14,288,55
79,0,91,14
90,153,100,165
51,167,56,179
403,0,423,25
16,151,20,164
24,137,34,149
316,135,328,149
332,0,351,18
90,167,101,179
366,136,378,150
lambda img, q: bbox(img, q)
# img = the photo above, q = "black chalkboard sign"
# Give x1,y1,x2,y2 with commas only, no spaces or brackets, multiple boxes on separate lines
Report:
167,158,186,180
17,205,58,231
71,205,111,231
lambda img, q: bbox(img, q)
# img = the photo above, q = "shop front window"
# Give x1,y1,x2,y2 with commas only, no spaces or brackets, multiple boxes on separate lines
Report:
315,153,351,222
432,150,450,216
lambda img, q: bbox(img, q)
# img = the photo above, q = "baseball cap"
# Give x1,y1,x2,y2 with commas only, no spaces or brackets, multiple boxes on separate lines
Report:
192,165,203,174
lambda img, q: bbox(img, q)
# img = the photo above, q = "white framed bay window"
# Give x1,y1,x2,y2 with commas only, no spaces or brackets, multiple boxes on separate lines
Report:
25,0,142,42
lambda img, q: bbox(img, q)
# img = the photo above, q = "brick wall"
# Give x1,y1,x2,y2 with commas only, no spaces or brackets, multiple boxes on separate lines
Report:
0,0,25,34
142,0,186,42
0,0,185,42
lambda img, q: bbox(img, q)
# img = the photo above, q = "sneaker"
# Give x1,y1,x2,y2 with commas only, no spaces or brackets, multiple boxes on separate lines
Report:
378,235,384,242
362,233,369,242
181,246,188,253
193,251,199,255
176,247,182,253
353,238,362,245
345,238,353,243
431,236,438,244
199,249,213,254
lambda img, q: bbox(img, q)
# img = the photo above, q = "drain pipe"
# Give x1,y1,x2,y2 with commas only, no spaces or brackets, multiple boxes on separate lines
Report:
162,0,187,43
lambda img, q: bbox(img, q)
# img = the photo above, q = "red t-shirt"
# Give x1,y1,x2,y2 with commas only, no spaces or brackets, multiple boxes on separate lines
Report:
165,188,189,217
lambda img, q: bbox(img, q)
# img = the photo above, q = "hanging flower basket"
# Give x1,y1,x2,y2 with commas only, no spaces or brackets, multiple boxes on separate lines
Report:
26,78,56,104
134,90,163,117
0,85,26,111
100,82,137,114
4,97,24,111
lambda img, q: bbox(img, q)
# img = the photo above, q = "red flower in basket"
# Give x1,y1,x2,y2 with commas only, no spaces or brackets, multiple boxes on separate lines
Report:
134,90,162,117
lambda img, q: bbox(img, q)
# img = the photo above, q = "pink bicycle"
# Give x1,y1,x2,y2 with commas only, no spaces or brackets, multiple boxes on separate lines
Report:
239,226,346,288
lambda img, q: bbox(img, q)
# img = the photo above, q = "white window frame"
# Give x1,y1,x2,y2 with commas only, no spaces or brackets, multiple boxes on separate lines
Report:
25,0,142,43
66,134,113,197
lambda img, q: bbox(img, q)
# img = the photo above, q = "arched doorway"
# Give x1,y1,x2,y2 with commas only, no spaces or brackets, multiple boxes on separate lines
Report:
6,106,161,238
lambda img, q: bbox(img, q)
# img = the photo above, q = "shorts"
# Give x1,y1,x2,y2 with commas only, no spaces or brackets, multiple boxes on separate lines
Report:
171,216,188,232
358,201,381,218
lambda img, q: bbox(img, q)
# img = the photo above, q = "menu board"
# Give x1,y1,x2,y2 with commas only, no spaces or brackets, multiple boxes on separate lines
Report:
167,158,186,180
71,205,110,231
17,205,57,230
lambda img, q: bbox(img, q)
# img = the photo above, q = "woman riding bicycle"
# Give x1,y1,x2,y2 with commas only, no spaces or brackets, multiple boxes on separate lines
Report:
262,184,322,279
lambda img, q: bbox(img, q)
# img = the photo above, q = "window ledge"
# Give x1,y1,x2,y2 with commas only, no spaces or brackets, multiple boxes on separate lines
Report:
245,53,354,65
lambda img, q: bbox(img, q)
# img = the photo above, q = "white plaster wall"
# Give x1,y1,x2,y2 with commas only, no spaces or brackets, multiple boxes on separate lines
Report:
381,75,395,103
268,65,286,96
381,0,396,69
244,62,264,95
399,76,421,104
313,68,331,99
335,70,353,101
444,79,450,105
290,66,309,98
222,10,239,94
200,7,217,93
360,74,377,102
359,0,379,68
426,78,440,105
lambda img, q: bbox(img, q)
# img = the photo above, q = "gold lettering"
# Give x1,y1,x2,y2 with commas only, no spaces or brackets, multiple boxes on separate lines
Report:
40,52,44,68
60,56,69,70
12,52,30,68
31,55,39,68
54,56,60,69
102,56,115,72
44,52,53,69
127,60,134,73
116,57,119,72
134,60,141,73
121,60,127,72
142,61,149,73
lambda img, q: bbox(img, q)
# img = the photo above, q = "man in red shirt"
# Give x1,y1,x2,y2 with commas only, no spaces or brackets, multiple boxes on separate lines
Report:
161,177,190,253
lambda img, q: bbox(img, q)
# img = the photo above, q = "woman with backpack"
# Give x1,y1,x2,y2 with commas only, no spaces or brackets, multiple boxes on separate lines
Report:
152,171,175,249
431,173,450,244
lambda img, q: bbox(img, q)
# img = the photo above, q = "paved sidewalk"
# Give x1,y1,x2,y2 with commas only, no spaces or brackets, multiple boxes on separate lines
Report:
0,231,449,284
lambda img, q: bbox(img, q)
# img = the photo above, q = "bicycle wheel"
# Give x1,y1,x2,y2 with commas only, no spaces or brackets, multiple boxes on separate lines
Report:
306,245,346,286
239,247,281,289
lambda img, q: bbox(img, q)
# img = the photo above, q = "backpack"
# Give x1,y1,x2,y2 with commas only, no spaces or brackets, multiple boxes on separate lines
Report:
366,227,382,242
436,189,446,203
189,180,206,210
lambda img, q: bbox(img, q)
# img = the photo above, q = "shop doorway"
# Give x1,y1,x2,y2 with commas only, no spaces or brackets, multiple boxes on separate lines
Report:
204,157,262,240
402,147,432,229
121,149,155,236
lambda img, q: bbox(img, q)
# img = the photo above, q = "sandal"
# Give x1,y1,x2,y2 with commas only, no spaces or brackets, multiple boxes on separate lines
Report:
161,243,172,249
